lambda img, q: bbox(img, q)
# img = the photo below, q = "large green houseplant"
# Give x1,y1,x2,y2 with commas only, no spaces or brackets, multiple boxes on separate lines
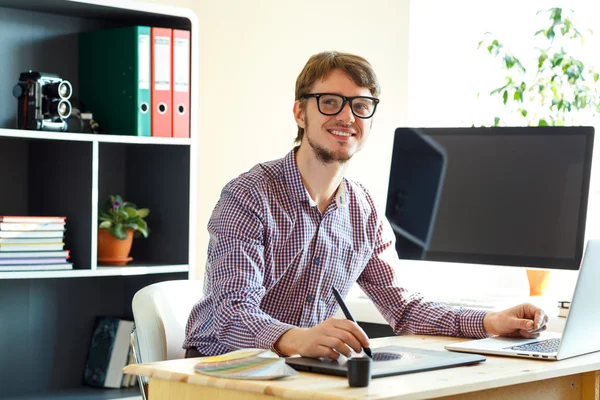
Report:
98,194,150,265
477,7,600,295
478,7,600,127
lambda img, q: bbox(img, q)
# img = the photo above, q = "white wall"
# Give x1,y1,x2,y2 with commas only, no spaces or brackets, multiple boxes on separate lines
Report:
141,0,412,278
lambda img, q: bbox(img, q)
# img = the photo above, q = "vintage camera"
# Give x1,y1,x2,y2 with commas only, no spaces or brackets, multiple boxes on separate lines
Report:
12,71,73,131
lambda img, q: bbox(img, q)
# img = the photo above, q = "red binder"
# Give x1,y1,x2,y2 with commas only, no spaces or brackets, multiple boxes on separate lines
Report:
172,29,191,138
151,27,172,137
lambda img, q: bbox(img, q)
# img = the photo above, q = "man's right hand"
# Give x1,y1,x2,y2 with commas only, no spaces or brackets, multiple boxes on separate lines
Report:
274,318,370,360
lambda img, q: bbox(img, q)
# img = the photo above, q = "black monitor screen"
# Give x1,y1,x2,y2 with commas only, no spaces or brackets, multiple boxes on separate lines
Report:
385,126,594,270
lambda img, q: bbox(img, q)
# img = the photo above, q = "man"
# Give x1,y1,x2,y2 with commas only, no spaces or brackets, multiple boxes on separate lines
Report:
184,51,548,359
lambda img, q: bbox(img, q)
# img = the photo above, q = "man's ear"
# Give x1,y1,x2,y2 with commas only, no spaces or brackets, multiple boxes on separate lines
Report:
293,101,306,129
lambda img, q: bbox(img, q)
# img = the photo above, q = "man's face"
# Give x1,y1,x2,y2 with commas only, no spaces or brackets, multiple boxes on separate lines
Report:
294,69,374,164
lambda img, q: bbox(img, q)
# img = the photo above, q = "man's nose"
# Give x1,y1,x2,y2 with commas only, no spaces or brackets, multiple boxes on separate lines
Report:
336,101,355,124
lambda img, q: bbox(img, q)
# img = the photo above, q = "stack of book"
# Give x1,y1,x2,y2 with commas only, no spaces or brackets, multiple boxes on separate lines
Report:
0,216,73,271
558,301,570,318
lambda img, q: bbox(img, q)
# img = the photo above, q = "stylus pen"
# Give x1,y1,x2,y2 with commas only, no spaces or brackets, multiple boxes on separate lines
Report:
332,286,373,359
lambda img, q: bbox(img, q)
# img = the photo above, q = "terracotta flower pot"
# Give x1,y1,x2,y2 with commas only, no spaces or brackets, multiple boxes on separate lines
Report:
97,228,134,265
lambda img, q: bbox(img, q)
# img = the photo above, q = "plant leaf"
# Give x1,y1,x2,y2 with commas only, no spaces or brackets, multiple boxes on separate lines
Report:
124,222,140,231
110,223,127,240
538,53,548,69
514,91,522,101
124,207,137,218
99,221,111,229
137,219,149,238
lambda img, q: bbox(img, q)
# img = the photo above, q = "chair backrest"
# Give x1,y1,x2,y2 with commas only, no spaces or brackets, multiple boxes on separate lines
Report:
131,279,204,363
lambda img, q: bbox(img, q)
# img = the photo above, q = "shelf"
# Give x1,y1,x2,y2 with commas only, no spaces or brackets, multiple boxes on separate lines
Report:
5,386,141,400
0,0,192,29
0,264,189,279
0,128,191,145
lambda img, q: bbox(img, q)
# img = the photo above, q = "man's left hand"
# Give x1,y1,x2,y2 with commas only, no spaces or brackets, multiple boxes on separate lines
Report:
483,303,549,338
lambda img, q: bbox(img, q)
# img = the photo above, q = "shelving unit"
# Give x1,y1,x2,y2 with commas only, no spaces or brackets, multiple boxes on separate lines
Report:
0,0,198,398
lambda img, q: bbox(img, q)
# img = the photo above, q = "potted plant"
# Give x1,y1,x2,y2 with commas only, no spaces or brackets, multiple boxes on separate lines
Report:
478,7,600,127
478,8,600,295
98,194,149,265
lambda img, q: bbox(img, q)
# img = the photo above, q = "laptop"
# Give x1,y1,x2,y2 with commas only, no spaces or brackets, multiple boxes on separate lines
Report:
445,239,600,361
285,345,485,378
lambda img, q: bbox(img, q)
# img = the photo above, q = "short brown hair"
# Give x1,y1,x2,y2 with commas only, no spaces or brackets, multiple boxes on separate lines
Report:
294,51,381,144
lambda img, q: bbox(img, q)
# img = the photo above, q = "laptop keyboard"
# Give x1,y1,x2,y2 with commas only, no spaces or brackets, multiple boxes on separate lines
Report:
505,338,561,353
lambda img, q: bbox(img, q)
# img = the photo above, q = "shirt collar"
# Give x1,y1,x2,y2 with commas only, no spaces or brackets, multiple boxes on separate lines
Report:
283,147,349,209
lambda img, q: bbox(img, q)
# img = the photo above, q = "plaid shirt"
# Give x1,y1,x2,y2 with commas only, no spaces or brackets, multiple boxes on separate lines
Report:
184,148,488,355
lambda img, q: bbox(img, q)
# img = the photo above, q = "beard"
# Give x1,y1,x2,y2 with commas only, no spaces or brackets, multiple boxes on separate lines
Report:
304,116,354,165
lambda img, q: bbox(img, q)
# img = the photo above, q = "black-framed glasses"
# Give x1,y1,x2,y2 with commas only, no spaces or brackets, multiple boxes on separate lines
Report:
302,93,379,119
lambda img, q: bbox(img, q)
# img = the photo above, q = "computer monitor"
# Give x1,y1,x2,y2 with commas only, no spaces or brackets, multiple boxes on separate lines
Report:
385,126,594,270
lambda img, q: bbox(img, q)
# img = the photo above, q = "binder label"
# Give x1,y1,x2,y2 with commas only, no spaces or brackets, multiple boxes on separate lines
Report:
138,34,150,90
154,36,171,91
174,38,190,93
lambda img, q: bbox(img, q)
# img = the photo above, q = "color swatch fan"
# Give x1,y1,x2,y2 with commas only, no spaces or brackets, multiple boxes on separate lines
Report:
194,349,298,380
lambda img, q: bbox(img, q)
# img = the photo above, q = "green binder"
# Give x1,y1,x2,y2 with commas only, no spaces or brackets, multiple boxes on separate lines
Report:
79,26,151,136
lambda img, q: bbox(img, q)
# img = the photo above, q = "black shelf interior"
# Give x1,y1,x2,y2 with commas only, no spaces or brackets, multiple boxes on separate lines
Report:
0,273,187,398
98,143,191,265
0,137,92,269
5,386,140,400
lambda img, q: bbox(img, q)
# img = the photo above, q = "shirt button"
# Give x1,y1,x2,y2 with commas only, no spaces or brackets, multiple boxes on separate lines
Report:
306,295,313,303
314,256,320,266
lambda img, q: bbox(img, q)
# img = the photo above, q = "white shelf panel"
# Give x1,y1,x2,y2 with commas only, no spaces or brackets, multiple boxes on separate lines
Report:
0,128,191,145
0,264,189,279
95,264,189,276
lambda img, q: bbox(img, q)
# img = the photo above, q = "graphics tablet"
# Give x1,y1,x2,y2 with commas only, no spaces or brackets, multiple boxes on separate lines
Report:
285,345,485,378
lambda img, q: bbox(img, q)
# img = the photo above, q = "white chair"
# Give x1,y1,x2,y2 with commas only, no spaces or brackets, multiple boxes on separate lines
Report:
130,279,204,399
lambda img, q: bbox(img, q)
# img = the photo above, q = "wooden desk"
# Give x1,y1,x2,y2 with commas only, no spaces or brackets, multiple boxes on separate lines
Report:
123,335,600,400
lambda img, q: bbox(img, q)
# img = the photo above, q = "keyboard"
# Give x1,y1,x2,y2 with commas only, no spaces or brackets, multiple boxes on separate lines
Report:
505,338,561,353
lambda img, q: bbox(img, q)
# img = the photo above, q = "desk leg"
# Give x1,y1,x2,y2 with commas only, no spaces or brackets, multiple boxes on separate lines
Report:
149,378,271,400
582,371,600,400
